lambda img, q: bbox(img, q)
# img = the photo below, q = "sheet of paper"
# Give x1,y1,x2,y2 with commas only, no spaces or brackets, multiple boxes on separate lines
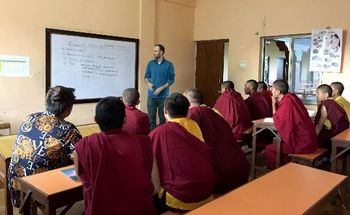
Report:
0,55,29,77
307,110,316,117
263,117,274,123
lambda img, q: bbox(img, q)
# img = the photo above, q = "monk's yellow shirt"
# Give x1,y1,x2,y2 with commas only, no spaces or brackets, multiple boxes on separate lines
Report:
160,117,213,210
324,96,350,129
335,96,350,123
324,119,332,130
168,117,204,142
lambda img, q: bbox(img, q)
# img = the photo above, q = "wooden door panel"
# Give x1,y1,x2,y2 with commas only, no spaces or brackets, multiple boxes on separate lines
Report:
195,40,226,107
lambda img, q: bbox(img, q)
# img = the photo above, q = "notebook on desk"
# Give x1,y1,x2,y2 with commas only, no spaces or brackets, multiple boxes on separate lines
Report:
61,167,79,182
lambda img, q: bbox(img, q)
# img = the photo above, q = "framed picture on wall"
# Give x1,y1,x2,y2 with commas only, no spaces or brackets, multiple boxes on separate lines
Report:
309,28,342,73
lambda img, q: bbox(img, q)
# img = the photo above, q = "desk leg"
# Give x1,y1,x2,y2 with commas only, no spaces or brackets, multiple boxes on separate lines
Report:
275,138,281,168
331,142,337,173
250,125,257,180
5,158,13,215
43,202,56,215
336,188,344,215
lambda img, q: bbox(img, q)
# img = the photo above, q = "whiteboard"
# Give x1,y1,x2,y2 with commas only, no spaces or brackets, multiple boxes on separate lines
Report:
46,28,139,103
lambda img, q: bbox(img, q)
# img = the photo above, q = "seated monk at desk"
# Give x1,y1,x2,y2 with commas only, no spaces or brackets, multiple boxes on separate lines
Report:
245,79,273,150
257,81,273,116
265,80,317,169
74,97,160,215
149,93,215,213
214,81,252,144
184,88,249,194
122,88,150,135
244,79,270,120
7,86,82,207
315,84,349,149
330,82,350,123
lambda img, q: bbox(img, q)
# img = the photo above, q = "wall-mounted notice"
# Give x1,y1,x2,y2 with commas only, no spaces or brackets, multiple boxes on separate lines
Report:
46,28,139,103
0,55,29,77
309,29,342,72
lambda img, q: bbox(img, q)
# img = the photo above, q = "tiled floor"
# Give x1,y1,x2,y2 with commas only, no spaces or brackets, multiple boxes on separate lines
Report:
1,161,350,215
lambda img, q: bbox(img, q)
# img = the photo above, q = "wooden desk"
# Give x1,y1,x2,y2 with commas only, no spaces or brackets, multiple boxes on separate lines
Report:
76,123,100,137
331,127,350,172
250,118,280,179
188,163,347,215
0,123,99,215
18,165,82,215
0,135,16,215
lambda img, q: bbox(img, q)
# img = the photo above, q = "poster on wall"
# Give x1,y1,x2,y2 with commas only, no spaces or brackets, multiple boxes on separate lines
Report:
0,55,29,77
309,28,342,72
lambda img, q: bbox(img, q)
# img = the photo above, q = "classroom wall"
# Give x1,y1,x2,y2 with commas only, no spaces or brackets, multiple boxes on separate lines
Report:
155,0,196,94
194,0,350,99
139,0,196,111
0,0,196,133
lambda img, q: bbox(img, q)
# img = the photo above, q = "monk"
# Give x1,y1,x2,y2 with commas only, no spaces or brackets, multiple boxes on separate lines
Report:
213,80,252,143
73,97,160,215
184,88,249,194
265,80,317,169
330,82,350,124
245,79,273,149
122,88,150,135
149,93,215,213
315,84,349,149
244,79,270,120
257,81,273,115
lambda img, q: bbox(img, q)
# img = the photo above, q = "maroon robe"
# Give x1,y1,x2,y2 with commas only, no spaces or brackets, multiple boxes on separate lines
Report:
265,93,317,169
245,92,270,120
260,90,273,116
149,122,215,205
123,105,150,135
75,129,156,215
245,92,273,149
187,106,249,194
214,89,252,141
314,99,349,149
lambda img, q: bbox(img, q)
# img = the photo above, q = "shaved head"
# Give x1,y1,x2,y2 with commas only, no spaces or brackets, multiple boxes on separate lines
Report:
330,82,344,96
122,88,140,106
246,79,258,91
257,81,268,92
164,93,190,118
317,84,332,98
272,79,289,95
222,81,235,90
183,88,203,105
244,79,258,95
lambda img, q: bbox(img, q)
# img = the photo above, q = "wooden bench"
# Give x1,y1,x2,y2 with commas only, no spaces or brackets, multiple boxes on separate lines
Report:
289,148,329,167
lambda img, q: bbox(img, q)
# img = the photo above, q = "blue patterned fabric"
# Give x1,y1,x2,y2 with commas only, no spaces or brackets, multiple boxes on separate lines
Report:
7,111,82,207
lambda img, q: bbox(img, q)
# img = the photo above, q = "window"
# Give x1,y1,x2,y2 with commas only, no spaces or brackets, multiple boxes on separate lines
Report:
261,35,321,104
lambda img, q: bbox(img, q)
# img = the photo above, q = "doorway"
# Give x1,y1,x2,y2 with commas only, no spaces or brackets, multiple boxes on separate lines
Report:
195,39,228,107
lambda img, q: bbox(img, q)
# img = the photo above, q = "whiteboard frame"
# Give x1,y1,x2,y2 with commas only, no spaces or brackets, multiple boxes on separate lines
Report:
46,28,139,103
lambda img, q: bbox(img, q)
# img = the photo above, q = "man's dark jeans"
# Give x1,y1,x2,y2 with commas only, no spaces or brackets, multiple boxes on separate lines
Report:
147,97,166,130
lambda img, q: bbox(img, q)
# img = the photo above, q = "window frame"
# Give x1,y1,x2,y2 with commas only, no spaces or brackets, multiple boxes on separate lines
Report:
259,33,320,105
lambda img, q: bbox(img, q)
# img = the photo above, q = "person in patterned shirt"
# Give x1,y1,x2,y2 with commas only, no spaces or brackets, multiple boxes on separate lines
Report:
8,85,82,207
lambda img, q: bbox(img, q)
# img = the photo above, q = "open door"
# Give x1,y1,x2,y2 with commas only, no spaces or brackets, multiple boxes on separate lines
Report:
195,39,227,107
